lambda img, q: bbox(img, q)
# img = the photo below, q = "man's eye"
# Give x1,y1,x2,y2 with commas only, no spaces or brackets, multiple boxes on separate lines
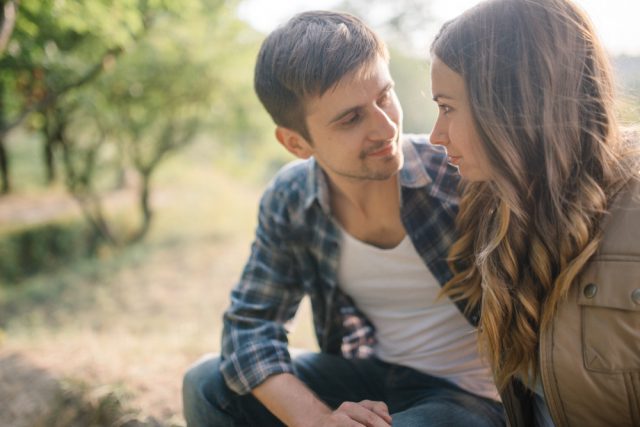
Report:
378,91,391,106
343,113,361,126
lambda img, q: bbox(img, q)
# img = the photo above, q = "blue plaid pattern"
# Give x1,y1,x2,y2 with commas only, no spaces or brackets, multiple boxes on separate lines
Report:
220,135,467,395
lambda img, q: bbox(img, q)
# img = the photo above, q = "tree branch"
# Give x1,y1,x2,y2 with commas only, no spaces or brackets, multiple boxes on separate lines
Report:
0,0,18,55
0,46,123,138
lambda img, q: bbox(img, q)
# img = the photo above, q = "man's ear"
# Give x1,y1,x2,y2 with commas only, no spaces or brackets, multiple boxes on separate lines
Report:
275,127,313,159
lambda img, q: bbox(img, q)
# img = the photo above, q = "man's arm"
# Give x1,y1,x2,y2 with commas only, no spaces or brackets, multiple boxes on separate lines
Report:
220,165,391,426
219,170,308,395
221,195,304,395
253,373,392,427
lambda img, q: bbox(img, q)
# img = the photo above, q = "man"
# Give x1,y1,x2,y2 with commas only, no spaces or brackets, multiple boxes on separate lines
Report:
183,10,503,427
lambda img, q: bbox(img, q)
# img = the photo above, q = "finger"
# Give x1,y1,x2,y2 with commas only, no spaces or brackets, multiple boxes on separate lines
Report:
324,412,366,427
336,402,392,427
358,400,392,424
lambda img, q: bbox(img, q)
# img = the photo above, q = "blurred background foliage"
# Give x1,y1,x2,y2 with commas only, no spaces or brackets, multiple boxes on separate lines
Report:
0,0,273,279
0,0,451,282
1,0,637,268
0,0,638,424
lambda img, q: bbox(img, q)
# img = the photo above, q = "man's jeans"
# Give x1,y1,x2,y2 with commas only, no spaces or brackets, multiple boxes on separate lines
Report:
182,352,505,427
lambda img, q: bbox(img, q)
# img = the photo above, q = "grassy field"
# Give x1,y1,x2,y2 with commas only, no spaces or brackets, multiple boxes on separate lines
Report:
0,134,317,426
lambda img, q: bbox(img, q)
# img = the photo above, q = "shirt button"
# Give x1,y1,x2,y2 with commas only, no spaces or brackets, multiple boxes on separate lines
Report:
632,288,640,305
583,283,598,299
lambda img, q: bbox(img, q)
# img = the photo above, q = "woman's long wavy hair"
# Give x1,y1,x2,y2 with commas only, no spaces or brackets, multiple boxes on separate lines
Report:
431,0,640,389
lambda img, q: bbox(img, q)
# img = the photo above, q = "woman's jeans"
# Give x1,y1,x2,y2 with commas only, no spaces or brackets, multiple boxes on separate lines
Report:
182,352,505,427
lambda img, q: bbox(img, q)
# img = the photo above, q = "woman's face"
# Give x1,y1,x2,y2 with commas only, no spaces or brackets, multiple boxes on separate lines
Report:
429,55,491,182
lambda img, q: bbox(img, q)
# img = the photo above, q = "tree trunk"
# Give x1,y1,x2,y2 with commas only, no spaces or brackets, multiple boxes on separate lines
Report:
130,172,153,243
44,138,56,184
0,136,9,194
43,108,63,185
0,75,9,194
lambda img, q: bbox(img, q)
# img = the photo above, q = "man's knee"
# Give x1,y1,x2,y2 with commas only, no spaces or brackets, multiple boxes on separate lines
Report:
183,354,222,398
183,354,236,426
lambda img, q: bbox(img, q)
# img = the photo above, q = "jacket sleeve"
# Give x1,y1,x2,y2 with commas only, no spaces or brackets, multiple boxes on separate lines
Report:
219,182,305,395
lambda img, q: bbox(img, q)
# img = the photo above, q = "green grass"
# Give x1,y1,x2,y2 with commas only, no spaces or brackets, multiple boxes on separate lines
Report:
0,128,325,426
4,129,51,193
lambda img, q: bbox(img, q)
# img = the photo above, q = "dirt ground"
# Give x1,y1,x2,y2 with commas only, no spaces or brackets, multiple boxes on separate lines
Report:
0,228,246,426
0,169,318,426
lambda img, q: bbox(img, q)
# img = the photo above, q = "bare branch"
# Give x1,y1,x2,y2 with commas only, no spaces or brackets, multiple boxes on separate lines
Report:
0,0,19,55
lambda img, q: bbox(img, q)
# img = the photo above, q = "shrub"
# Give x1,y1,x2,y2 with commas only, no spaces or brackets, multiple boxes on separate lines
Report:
0,220,100,285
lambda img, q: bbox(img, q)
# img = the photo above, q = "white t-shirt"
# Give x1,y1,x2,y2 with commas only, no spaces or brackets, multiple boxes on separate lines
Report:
337,228,499,401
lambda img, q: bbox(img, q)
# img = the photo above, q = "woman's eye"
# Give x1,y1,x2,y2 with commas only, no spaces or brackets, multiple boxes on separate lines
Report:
438,104,451,114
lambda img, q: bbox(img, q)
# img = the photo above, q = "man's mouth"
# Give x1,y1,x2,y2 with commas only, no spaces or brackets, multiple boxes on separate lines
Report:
367,143,395,158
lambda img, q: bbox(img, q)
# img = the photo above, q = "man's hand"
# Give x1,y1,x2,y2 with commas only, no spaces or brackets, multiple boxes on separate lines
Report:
252,373,391,427
311,400,392,427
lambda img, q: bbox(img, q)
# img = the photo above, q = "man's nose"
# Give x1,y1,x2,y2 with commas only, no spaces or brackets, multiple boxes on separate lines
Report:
369,107,397,140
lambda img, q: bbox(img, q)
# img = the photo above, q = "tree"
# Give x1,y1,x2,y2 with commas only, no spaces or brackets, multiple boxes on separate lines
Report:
53,0,264,245
337,0,435,54
0,0,154,193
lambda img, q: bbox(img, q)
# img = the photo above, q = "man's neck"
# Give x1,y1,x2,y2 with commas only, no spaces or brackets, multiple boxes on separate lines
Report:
327,173,398,211
327,174,405,249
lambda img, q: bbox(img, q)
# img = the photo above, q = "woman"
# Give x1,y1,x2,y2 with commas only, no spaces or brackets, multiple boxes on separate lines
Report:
429,0,640,426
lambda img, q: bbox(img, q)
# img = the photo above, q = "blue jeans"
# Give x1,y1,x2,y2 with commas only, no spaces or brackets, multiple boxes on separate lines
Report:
182,352,505,427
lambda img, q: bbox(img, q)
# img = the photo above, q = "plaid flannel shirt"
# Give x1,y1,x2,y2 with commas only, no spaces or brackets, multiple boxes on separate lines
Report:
220,135,475,395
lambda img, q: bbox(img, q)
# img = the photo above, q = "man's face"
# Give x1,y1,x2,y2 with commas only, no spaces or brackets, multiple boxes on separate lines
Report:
302,56,404,183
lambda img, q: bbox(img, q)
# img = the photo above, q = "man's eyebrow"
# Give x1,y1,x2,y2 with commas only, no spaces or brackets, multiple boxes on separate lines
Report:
328,82,395,124
380,82,395,97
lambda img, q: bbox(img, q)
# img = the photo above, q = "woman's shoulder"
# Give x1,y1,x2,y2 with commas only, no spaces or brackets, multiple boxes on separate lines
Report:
599,175,640,257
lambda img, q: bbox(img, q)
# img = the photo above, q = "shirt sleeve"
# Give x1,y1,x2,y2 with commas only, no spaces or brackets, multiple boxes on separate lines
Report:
219,183,306,395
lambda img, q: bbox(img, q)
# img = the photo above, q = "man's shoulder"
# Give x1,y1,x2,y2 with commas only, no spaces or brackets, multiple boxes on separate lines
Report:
404,134,449,167
259,158,314,214
269,158,312,187
402,134,459,189
599,175,640,256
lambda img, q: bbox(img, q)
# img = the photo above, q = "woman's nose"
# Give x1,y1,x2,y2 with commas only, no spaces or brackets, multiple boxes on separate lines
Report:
429,123,448,146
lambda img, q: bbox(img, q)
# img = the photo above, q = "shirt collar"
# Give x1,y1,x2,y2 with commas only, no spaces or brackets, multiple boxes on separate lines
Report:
304,159,332,213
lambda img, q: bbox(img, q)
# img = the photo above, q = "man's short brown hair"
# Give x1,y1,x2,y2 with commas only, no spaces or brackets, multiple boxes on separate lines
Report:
254,10,388,141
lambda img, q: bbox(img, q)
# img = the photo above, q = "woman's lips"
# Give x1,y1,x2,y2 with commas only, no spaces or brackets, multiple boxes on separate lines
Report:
447,155,462,166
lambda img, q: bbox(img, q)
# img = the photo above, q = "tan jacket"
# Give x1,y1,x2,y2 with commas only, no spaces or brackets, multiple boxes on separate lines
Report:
502,177,640,427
